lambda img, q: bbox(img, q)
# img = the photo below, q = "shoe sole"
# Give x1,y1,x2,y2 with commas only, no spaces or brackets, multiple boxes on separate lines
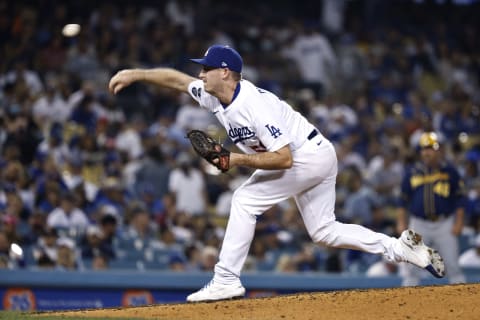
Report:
188,295,245,303
186,287,246,303
425,248,445,278
402,230,445,278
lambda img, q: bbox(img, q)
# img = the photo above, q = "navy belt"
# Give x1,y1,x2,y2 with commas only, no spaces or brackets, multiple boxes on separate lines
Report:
307,129,318,140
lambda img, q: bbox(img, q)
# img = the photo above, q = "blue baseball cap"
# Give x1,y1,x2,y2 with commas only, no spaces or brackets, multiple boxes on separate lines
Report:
190,44,243,73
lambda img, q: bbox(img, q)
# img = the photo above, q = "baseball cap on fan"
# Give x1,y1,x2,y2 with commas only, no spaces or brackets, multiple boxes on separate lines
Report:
190,45,243,73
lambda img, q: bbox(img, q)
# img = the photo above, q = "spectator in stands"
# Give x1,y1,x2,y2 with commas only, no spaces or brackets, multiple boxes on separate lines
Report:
56,237,78,270
134,146,170,201
199,246,218,272
31,80,71,128
47,192,89,235
71,183,96,218
183,244,203,271
248,239,269,271
0,231,11,258
275,254,298,273
33,156,68,202
174,93,216,131
2,160,30,198
366,256,398,277
21,210,47,245
35,122,70,169
3,109,43,166
342,166,381,225
61,157,85,191
366,146,404,205
466,178,480,233
80,224,115,260
91,254,109,270
459,234,480,268
37,34,67,74
36,254,56,269
293,244,321,272
281,22,337,99
92,176,130,220
121,204,156,248
0,58,43,96
64,34,101,83
69,94,98,132
1,214,21,245
169,212,194,245
0,254,9,268
33,228,58,268
98,213,118,251
95,94,126,124
324,247,343,272
36,182,62,215
168,253,187,272
1,187,31,223
115,115,145,162
168,152,207,216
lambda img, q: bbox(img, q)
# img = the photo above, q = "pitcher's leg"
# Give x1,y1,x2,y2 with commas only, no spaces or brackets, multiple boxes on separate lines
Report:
213,195,257,284
316,221,403,261
214,170,298,284
294,174,403,261
293,165,446,280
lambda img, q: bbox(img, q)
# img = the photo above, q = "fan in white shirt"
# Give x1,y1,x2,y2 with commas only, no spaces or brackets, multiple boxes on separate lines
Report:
459,234,480,268
47,193,89,233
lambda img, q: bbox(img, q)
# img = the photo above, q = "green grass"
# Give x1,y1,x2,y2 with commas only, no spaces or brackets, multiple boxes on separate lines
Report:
0,311,144,320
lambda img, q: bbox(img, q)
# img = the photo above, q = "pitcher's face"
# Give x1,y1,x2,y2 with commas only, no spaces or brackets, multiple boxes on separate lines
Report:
198,66,227,94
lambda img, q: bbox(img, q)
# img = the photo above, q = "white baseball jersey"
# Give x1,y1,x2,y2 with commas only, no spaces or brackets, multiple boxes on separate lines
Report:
188,79,317,154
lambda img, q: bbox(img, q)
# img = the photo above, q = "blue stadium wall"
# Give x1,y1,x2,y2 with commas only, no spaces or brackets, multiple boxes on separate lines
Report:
1,269,480,311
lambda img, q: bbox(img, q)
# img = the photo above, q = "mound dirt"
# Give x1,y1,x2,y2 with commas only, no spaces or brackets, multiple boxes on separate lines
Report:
41,283,480,320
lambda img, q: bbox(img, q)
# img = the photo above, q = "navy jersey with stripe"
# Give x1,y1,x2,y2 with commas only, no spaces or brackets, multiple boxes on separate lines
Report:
400,162,465,220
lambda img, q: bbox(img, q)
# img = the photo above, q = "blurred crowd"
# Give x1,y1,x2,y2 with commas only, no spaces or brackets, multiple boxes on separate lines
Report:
0,0,479,274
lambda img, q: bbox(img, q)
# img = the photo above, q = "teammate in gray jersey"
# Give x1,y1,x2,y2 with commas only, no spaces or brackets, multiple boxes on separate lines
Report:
109,44,445,302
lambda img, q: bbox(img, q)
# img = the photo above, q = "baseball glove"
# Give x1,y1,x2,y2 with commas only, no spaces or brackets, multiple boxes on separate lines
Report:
186,130,230,172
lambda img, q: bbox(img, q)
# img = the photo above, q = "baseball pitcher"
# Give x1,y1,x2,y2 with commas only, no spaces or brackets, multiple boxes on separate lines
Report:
109,44,445,302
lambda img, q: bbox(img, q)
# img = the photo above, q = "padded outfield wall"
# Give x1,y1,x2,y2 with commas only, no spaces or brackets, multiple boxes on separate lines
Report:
1,269,480,311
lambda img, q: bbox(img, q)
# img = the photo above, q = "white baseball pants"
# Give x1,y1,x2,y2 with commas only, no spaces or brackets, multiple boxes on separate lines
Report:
214,137,403,284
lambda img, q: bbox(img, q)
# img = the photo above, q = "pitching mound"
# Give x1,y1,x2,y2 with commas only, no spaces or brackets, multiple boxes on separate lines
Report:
43,283,479,320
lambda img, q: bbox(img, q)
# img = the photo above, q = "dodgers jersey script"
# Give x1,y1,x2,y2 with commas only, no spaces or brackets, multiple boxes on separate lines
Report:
188,79,317,154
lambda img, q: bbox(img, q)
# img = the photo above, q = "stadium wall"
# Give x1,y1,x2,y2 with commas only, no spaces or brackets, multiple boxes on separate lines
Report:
1,269,480,311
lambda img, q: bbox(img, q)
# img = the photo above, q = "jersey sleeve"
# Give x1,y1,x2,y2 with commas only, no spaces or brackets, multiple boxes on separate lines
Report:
187,80,218,111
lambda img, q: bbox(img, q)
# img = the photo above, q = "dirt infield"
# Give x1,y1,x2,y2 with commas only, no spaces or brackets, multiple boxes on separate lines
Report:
46,283,480,320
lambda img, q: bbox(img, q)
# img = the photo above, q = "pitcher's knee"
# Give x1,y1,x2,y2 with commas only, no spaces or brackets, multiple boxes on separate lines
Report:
311,221,337,245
